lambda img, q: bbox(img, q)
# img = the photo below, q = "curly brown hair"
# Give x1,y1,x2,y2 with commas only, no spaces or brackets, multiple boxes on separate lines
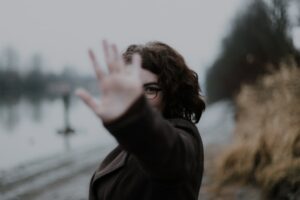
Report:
122,41,205,123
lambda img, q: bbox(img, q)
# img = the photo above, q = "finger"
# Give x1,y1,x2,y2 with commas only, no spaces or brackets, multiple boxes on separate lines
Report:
102,40,113,70
75,88,99,114
111,44,125,71
102,40,120,73
102,39,110,62
131,53,142,72
88,49,105,80
111,44,119,60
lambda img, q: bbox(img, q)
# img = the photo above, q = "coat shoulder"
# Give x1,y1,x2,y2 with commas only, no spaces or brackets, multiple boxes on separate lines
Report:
168,118,200,135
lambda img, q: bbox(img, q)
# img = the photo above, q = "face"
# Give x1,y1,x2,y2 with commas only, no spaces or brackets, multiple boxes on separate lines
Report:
139,68,163,111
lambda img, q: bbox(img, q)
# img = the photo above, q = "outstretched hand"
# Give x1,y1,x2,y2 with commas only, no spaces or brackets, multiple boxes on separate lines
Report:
76,40,143,123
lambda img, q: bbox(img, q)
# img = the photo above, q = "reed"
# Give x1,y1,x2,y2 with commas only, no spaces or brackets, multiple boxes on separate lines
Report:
213,60,300,199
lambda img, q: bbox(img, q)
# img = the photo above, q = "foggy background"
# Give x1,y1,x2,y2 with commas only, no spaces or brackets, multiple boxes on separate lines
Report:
1,0,300,199
0,0,243,79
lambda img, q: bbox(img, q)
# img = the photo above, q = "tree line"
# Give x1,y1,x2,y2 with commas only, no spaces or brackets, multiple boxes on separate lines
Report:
0,47,95,97
205,0,300,104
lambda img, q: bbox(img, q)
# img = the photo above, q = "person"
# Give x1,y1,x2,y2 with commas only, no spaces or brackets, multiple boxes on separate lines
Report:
76,40,206,200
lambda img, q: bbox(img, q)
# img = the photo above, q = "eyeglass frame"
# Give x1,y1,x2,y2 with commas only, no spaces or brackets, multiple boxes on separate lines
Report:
143,82,162,99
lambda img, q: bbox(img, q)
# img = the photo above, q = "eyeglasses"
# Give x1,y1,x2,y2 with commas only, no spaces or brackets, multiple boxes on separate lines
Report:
143,83,162,99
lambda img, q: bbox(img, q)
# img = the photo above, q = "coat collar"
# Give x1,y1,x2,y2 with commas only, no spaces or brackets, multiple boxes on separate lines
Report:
92,148,128,185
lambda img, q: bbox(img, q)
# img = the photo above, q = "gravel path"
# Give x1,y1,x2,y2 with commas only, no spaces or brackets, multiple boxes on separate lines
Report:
1,144,112,200
27,165,96,200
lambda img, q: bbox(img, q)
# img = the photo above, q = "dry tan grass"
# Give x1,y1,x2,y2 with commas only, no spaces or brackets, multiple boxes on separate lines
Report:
213,60,300,199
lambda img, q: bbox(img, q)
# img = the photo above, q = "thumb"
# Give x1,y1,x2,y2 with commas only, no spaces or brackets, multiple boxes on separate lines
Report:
75,88,99,114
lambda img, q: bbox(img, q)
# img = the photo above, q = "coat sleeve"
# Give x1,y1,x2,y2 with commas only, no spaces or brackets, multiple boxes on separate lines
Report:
103,95,203,181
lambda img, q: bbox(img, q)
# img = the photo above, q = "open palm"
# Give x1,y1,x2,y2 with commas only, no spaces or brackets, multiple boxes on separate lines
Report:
76,40,143,123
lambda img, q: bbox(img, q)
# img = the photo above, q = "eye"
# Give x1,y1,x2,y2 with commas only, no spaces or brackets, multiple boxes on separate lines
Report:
143,84,162,99
145,87,158,91
144,86,159,93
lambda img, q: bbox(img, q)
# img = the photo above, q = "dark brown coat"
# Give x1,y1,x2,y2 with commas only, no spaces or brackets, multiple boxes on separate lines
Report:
89,96,204,200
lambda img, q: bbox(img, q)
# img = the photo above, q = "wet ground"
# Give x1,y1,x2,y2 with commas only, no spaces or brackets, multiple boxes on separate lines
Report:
10,146,261,200
0,144,112,200
22,164,95,200
0,101,262,200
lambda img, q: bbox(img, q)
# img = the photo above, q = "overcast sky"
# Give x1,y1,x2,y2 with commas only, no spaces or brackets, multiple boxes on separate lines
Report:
0,0,248,81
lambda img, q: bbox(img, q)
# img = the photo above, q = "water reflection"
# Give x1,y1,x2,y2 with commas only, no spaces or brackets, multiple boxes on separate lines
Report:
0,92,112,171
57,92,75,151
0,94,60,133
26,94,43,123
0,95,20,132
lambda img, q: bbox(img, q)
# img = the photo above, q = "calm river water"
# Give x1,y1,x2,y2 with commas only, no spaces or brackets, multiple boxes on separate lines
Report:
0,95,114,171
